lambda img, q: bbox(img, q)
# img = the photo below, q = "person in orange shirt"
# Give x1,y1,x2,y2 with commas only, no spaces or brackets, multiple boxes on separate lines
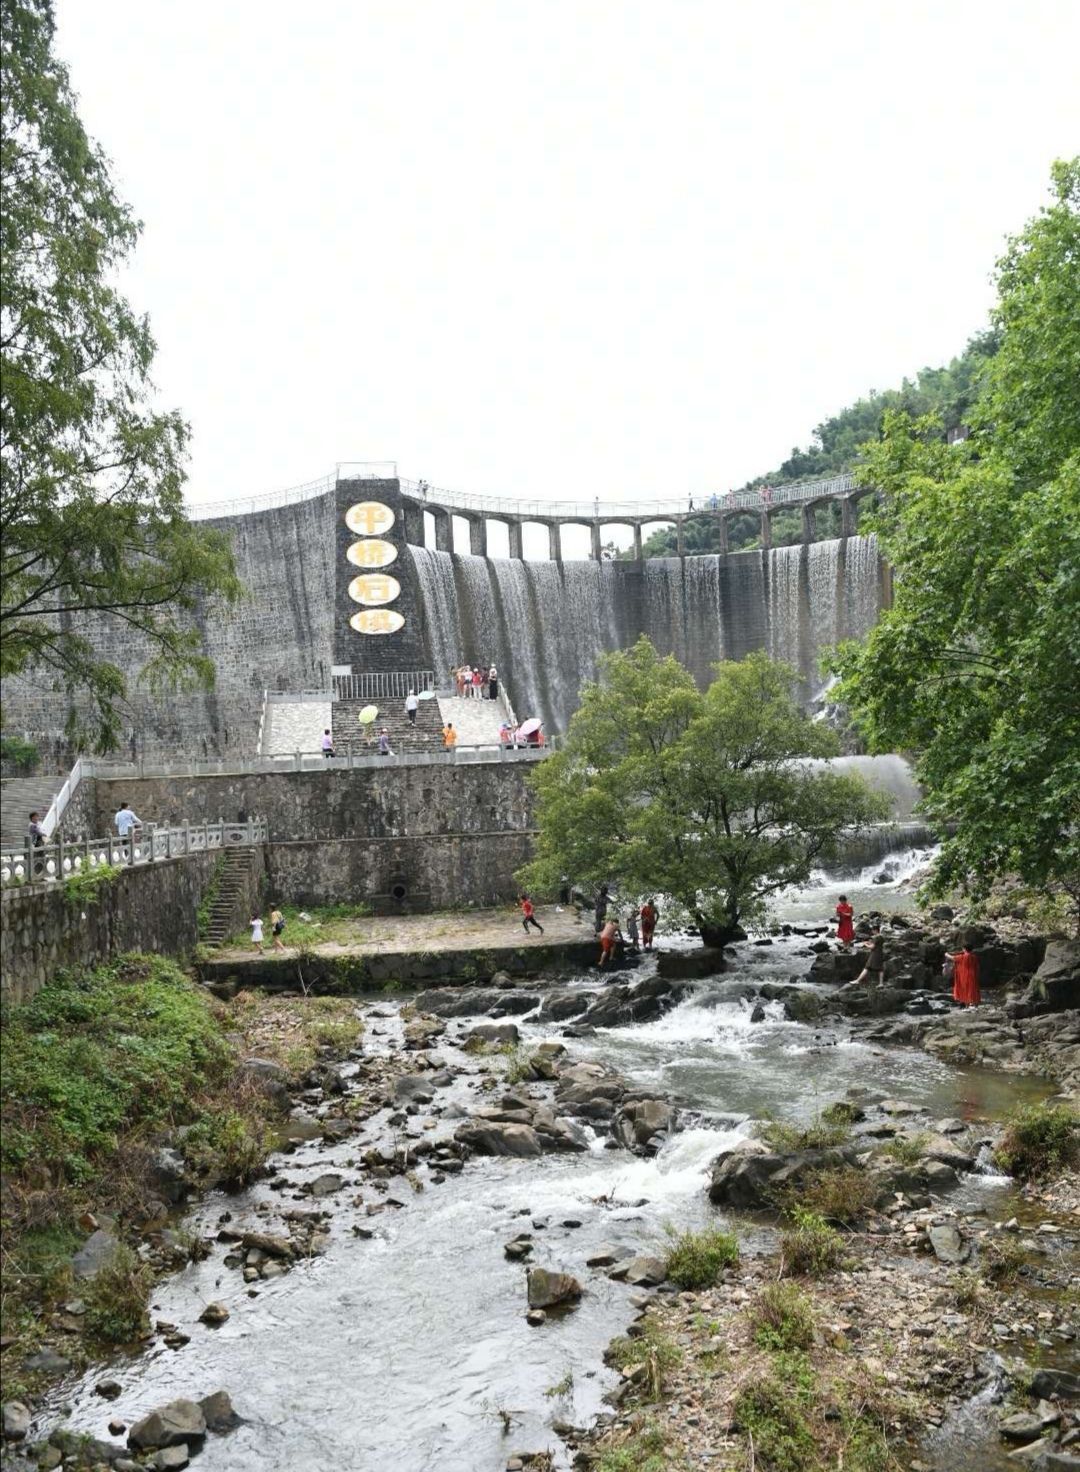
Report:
520,894,544,935
442,723,457,749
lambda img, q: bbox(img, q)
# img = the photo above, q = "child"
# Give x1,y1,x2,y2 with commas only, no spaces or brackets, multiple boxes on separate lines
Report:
834,894,855,947
250,915,265,953
520,894,544,935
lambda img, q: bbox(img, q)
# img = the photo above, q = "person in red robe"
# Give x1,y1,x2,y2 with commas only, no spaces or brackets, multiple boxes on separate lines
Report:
834,895,855,947
950,943,981,1006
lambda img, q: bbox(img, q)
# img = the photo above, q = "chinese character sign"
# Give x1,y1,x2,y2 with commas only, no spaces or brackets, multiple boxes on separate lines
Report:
346,538,398,569
344,501,396,536
350,609,405,635
348,574,401,607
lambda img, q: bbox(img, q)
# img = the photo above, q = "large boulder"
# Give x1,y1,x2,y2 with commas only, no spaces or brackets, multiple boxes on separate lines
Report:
538,989,593,1021
613,1098,675,1155
527,1268,583,1309
128,1400,207,1451
464,1022,521,1046
1010,940,1079,1016
807,950,865,985
708,1145,857,1209
579,975,686,1028
455,1121,543,1157
656,949,726,980
403,1014,447,1049
71,1228,120,1280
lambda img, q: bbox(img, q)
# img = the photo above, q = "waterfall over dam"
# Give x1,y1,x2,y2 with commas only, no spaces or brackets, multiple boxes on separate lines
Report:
409,534,886,730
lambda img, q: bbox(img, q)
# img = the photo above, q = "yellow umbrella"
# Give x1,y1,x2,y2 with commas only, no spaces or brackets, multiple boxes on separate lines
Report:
358,705,378,724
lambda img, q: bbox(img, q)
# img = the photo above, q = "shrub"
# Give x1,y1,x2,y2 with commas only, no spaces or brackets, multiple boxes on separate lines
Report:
821,1101,863,1127
62,861,124,906
752,1281,817,1351
81,1243,152,1345
759,1113,852,1152
781,1206,844,1277
732,1353,817,1472
794,1165,876,1225
605,1322,682,1401
981,1234,1026,1285
994,1102,1079,1180
597,1422,670,1472
665,1225,739,1289
1,733,39,772
182,1107,269,1188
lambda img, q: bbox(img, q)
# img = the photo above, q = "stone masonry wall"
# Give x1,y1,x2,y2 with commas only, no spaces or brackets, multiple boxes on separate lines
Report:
0,848,236,1006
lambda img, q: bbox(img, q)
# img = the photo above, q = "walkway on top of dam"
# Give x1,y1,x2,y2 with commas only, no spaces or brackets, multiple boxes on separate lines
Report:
188,464,877,560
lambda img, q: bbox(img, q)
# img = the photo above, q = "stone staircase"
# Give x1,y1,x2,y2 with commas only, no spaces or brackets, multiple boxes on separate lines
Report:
202,847,260,947
0,775,66,847
332,696,445,756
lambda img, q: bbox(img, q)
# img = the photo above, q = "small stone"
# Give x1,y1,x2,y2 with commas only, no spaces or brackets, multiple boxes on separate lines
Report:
2,1402,30,1441
128,1398,207,1451
199,1302,230,1327
37,1447,63,1470
108,1419,128,1436
199,1390,241,1432
525,1309,547,1327
154,1448,190,1471
95,1378,123,1400
586,1246,621,1268
526,1267,583,1310
1000,1412,1046,1443
21,1349,71,1375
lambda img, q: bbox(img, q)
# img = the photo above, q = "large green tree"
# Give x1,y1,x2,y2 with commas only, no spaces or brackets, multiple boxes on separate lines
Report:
1,0,239,750
833,159,1080,911
518,640,888,947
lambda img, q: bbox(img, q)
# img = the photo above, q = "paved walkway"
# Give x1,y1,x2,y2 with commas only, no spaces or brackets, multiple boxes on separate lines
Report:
212,902,589,962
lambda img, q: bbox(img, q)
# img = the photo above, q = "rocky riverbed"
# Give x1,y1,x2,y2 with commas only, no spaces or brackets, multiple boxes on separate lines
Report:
3,868,1077,1472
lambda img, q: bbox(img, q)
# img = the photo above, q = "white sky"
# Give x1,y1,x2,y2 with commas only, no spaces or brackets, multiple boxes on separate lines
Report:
56,0,1079,525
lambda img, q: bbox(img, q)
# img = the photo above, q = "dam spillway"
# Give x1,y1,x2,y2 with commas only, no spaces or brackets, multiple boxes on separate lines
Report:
409,533,886,731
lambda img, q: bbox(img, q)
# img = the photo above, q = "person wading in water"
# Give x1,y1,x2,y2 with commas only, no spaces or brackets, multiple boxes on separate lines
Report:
640,898,658,950
598,918,619,968
854,933,885,986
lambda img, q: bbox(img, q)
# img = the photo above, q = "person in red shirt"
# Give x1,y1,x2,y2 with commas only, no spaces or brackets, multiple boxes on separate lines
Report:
949,941,981,1006
520,894,544,935
834,895,855,947
640,899,658,950
598,918,619,967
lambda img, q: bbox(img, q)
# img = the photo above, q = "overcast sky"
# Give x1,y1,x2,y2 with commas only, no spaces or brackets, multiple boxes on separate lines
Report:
57,0,1079,522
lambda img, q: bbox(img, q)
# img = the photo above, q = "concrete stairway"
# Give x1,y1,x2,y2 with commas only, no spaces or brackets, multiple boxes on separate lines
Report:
263,699,332,756
203,847,259,947
333,696,445,756
0,775,66,846
436,691,515,747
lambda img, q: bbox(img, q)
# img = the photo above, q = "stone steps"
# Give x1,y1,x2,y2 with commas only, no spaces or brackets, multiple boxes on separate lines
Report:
0,775,66,846
204,849,258,945
332,697,444,755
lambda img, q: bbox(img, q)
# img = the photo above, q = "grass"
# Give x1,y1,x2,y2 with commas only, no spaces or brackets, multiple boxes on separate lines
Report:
596,1421,678,1472
758,1112,852,1152
664,1225,739,1289
791,1165,877,1225
780,1206,845,1277
605,1321,683,1402
980,1234,1027,1285
227,991,363,1077
62,861,124,906
732,1351,819,1472
880,1133,929,1166
752,1282,817,1351
993,1101,1079,1180
81,1243,153,1346
223,903,370,949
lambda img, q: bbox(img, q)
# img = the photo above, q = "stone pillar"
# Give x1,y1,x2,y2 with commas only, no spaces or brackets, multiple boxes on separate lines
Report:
840,496,856,539
432,507,453,552
676,518,685,556
548,523,562,562
402,501,425,547
801,504,815,544
590,522,603,561
469,517,487,557
508,521,524,559
717,514,730,554
760,510,772,550
881,558,894,610
633,523,643,560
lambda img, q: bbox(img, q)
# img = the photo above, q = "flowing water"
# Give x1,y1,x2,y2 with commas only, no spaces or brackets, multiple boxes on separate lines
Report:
38,853,1057,1470
409,535,885,730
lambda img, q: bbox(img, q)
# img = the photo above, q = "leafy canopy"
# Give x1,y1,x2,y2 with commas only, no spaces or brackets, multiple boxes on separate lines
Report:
832,159,1080,908
0,0,239,750
518,640,888,945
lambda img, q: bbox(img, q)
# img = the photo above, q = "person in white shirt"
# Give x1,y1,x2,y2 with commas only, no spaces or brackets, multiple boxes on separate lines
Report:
114,803,142,838
405,690,419,726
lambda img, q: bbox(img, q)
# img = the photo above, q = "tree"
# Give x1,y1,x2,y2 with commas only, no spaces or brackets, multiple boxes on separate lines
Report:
1,0,239,750
518,640,888,946
832,160,1080,912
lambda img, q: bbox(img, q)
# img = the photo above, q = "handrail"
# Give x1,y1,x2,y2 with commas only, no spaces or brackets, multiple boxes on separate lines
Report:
71,743,557,782
42,756,83,840
182,466,860,526
1,817,269,890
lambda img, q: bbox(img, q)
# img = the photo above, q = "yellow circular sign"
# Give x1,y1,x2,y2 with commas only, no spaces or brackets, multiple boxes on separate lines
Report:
350,609,405,635
348,573,401,606
345,501,396,536
346,538,398,569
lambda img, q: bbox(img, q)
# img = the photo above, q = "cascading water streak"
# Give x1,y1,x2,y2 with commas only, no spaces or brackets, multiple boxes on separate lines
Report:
409,536,885,730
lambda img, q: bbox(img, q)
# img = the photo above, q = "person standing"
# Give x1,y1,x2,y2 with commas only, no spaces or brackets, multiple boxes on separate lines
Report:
520,894,544,935
377,728,393,756
598,918,619,968
625,909,640,951
405,690,419,726
250,915,265,953
321,729,335,758
594,882,610,934
270,907,286,951
472,666,483,700
28,811,46,847
115,801,142,841
442,722,458,750
854,933,885,986
949,938,982,1007
640,898,658,950
454,666,466,698
489,664,499,702
834,895,855,947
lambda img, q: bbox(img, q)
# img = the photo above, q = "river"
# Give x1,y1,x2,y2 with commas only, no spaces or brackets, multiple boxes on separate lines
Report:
38,849,1057,1470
